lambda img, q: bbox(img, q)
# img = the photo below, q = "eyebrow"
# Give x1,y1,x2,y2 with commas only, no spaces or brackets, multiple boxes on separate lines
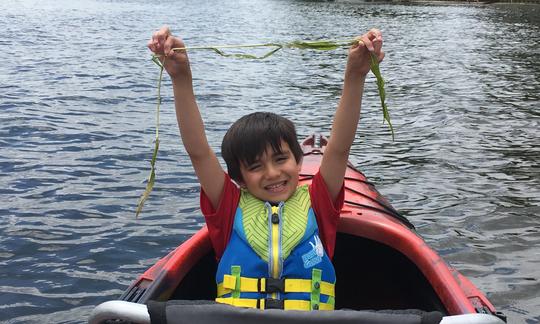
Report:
271,149,290,157
245,149,289,165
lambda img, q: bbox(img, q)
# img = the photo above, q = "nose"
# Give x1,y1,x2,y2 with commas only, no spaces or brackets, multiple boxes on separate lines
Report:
265,163,281,179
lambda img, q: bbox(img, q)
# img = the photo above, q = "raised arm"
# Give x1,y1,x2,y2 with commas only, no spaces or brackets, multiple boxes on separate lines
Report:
320,29,385,201
148,26,225,209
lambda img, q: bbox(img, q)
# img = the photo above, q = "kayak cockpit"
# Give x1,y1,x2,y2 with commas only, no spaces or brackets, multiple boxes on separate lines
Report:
154,232,447,314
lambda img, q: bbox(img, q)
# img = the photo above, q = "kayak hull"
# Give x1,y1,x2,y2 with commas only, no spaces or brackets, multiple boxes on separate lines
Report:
90,135,505,323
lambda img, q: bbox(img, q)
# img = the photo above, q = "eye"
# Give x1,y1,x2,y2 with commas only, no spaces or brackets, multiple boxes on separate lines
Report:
275,155,289,163
247,163,262,172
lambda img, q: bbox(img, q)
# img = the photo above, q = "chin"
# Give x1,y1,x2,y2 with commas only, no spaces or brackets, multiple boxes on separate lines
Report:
270,191,295,203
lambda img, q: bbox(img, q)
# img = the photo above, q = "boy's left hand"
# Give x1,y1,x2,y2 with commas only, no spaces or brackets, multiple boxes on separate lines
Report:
346,29,385,77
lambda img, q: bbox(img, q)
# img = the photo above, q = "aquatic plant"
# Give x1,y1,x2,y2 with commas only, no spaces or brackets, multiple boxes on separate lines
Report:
368,52,394,140
136,39,393,217
135,56,164,218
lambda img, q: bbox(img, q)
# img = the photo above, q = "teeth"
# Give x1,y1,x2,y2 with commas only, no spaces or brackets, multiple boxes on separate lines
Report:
266,181,286,191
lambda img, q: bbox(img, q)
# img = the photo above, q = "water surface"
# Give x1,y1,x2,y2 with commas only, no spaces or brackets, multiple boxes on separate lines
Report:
0,0,538,323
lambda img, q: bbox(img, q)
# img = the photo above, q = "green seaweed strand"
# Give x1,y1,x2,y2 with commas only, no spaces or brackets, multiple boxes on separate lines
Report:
369,52,394,140
135,56,164,218
286,39,355,50
175,43,284,59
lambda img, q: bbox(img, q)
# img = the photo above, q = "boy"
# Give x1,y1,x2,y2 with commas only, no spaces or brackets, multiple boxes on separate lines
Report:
148,26,384,311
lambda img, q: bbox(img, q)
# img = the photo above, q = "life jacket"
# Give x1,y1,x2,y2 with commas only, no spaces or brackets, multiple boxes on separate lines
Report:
215,185,336,311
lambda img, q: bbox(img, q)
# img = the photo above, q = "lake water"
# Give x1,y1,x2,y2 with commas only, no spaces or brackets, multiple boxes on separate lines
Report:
0,0,538,323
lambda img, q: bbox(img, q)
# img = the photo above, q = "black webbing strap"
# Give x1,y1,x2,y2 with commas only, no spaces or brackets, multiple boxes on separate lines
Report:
147,300,167,324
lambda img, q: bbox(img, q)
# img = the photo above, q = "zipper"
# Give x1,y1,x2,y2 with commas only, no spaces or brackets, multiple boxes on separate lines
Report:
267,202,284,299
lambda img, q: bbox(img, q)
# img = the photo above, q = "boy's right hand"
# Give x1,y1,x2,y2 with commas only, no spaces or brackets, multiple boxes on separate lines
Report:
148,26,191,80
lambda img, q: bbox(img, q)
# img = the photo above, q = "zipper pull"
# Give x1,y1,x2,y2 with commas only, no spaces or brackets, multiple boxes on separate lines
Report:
271,206,279,224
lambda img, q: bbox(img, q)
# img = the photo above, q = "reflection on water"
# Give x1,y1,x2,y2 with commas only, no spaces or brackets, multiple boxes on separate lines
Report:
0,0,538,323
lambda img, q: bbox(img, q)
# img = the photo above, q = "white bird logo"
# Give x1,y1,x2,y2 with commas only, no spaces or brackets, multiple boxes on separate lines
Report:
309,235,324,257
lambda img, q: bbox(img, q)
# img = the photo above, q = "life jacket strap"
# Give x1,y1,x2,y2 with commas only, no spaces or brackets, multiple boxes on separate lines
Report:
230,265,241,298
217,275,335,297
310,268,322,310
215,297,334,311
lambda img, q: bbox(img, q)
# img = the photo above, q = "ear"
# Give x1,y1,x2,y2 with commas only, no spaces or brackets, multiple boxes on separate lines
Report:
235,177,247,188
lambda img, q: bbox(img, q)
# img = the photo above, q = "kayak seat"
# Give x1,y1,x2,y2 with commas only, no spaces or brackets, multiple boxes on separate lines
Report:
147,300,444,324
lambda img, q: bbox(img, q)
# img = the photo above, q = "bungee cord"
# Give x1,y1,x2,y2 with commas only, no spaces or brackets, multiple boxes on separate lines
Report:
137,39,393,217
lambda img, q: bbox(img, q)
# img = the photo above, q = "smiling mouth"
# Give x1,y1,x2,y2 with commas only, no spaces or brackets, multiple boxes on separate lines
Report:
265,181,287,193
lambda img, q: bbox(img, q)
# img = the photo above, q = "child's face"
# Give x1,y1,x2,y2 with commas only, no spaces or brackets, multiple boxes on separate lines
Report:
239,140,302,203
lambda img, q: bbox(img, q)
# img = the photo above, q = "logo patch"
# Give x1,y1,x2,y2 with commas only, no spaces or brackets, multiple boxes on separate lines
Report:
301,235,324,268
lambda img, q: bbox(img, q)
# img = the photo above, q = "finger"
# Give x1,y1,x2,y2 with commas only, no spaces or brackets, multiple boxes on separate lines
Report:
361,35,375,53
372,29,383,54
151,31,162,50
149,39,164,55
377,50,385,63
368,28,382,41
156,25,171,44
148,39,156,53
164,36,179,56
372,36,383,55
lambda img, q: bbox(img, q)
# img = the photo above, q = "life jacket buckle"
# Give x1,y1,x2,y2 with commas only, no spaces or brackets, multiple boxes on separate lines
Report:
260,278,285,293
262,298,284,309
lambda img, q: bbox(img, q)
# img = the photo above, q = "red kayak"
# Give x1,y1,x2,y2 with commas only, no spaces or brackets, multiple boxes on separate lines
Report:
90,135,506,324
